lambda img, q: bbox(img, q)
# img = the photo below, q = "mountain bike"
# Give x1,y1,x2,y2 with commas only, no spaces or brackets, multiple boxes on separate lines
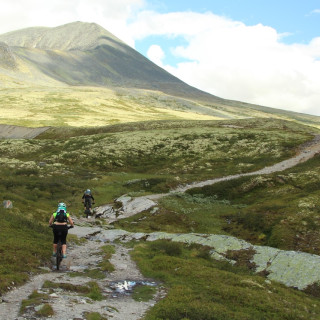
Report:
84,200,95,218
50,225,73,270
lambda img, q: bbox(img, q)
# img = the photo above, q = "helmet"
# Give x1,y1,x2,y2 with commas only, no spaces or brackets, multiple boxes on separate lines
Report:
57,202,67,211
86,189,91,193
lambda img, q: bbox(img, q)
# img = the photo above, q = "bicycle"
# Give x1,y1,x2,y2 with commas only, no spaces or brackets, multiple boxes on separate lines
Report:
84,200,95,218
50,225,73,270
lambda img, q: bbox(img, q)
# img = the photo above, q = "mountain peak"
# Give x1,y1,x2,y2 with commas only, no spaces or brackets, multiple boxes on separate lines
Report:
0,21,124,51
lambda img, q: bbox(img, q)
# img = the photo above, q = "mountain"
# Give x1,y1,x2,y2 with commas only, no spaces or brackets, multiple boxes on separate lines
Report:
0,21,214,99
0,21,319,128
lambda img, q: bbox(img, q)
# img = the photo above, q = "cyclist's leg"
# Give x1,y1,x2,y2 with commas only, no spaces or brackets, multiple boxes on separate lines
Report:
88,198,92,213
60,225,68,257
52,225,59,256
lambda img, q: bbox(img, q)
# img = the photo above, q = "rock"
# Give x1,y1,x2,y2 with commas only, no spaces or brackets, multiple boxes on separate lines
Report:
34,304,44,311
115,229,320,291
252,248,320,289
94,204,116,219
115,195,157,217
3,200,13,209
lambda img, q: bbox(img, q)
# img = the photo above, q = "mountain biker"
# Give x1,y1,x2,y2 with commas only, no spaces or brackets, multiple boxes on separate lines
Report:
49,202,74,259
82,189,95,214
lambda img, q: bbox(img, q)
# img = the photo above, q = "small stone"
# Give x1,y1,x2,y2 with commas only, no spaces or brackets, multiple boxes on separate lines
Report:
34,304,44,311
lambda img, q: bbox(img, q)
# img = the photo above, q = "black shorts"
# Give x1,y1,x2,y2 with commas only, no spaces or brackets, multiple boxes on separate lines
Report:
52,224,68,245
84,198,92,208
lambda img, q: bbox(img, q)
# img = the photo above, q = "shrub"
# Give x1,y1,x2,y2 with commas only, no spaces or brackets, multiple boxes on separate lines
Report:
150,240,183,257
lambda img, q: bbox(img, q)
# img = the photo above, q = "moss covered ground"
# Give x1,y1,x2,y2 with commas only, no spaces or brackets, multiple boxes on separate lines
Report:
131,240,320,320
0,118,319,318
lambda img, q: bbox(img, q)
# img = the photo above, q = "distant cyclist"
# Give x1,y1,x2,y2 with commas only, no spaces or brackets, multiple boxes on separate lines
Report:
82,189,95,214
49,202,74,258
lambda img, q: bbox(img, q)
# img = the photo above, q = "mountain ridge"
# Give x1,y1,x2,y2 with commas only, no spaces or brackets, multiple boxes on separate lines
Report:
0,21,125,51
0,21,319,128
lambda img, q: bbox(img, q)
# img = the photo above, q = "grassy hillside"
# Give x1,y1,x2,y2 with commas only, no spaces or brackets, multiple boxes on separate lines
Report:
1,84,319,129
1,21,320,129
0,118,319,318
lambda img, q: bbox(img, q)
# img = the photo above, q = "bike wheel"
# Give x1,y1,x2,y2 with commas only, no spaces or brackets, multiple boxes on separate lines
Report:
56,241,62,270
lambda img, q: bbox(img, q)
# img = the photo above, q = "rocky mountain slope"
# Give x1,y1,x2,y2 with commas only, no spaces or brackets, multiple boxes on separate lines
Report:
0,21,319,128
0,21,212,100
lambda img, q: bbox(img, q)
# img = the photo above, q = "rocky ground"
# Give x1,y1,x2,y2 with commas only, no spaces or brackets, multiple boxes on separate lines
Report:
0,219,164,320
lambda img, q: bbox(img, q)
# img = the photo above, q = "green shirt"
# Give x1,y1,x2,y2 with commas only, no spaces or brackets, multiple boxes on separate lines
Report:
53,211,70,222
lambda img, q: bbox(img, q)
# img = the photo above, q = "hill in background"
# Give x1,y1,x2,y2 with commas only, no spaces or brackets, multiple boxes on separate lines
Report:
0,21,319,128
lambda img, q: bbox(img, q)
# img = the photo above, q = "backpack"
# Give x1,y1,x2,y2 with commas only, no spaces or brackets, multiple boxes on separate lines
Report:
56,209,67,223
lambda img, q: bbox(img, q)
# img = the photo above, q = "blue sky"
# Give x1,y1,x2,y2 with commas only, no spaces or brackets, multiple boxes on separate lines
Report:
149,0,320,44
135,0,320,65
0,0,319,116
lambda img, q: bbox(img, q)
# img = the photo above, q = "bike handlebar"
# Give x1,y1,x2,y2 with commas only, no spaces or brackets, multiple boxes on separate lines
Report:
49,224,74,229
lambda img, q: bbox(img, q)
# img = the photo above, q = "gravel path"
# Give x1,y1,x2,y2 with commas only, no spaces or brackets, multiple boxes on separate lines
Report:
0,221,162,320
172,134,320,192
100,135,320,222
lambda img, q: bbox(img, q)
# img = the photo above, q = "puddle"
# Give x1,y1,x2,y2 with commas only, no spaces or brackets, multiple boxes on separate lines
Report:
69,265,87,272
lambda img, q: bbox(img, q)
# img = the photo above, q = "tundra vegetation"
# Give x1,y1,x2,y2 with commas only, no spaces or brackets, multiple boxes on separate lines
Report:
1,118,320,319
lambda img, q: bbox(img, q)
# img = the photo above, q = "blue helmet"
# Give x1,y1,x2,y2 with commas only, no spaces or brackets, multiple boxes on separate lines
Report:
57,202,67,212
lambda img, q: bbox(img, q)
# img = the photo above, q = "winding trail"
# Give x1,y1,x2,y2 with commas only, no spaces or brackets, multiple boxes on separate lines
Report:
163,134,320,194
107,134,320,221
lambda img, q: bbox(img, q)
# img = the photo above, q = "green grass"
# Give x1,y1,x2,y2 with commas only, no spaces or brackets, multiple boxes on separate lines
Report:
35,303,54,317
42,280,104,301
131,240,320,320
84,312,108,320
97,244,116,272
20,290,50,314
132,285,157,301
0,208,51,294
114,193,237,234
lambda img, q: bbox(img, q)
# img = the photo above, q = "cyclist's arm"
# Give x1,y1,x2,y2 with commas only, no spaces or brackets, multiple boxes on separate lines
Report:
67,215,74,227
49,214,54,226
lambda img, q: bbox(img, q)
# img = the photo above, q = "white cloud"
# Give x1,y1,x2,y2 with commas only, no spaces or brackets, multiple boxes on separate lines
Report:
126,10,320,116
147,44,165,66
311,9,320,14
0,1,144,39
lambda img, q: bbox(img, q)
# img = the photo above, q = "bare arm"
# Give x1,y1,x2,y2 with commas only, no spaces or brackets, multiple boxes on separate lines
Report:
68,215,74,227
49,215,54,226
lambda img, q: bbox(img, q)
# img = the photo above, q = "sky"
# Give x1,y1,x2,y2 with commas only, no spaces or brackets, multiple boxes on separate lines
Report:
0,0,320,116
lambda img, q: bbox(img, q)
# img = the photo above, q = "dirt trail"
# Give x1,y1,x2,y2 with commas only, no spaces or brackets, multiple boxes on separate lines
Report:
0,219,162,320
171,134,320,193
102,135,320,222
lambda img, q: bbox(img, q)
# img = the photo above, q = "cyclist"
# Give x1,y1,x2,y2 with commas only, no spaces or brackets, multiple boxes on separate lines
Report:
82,189,95,214
49,202,74,258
